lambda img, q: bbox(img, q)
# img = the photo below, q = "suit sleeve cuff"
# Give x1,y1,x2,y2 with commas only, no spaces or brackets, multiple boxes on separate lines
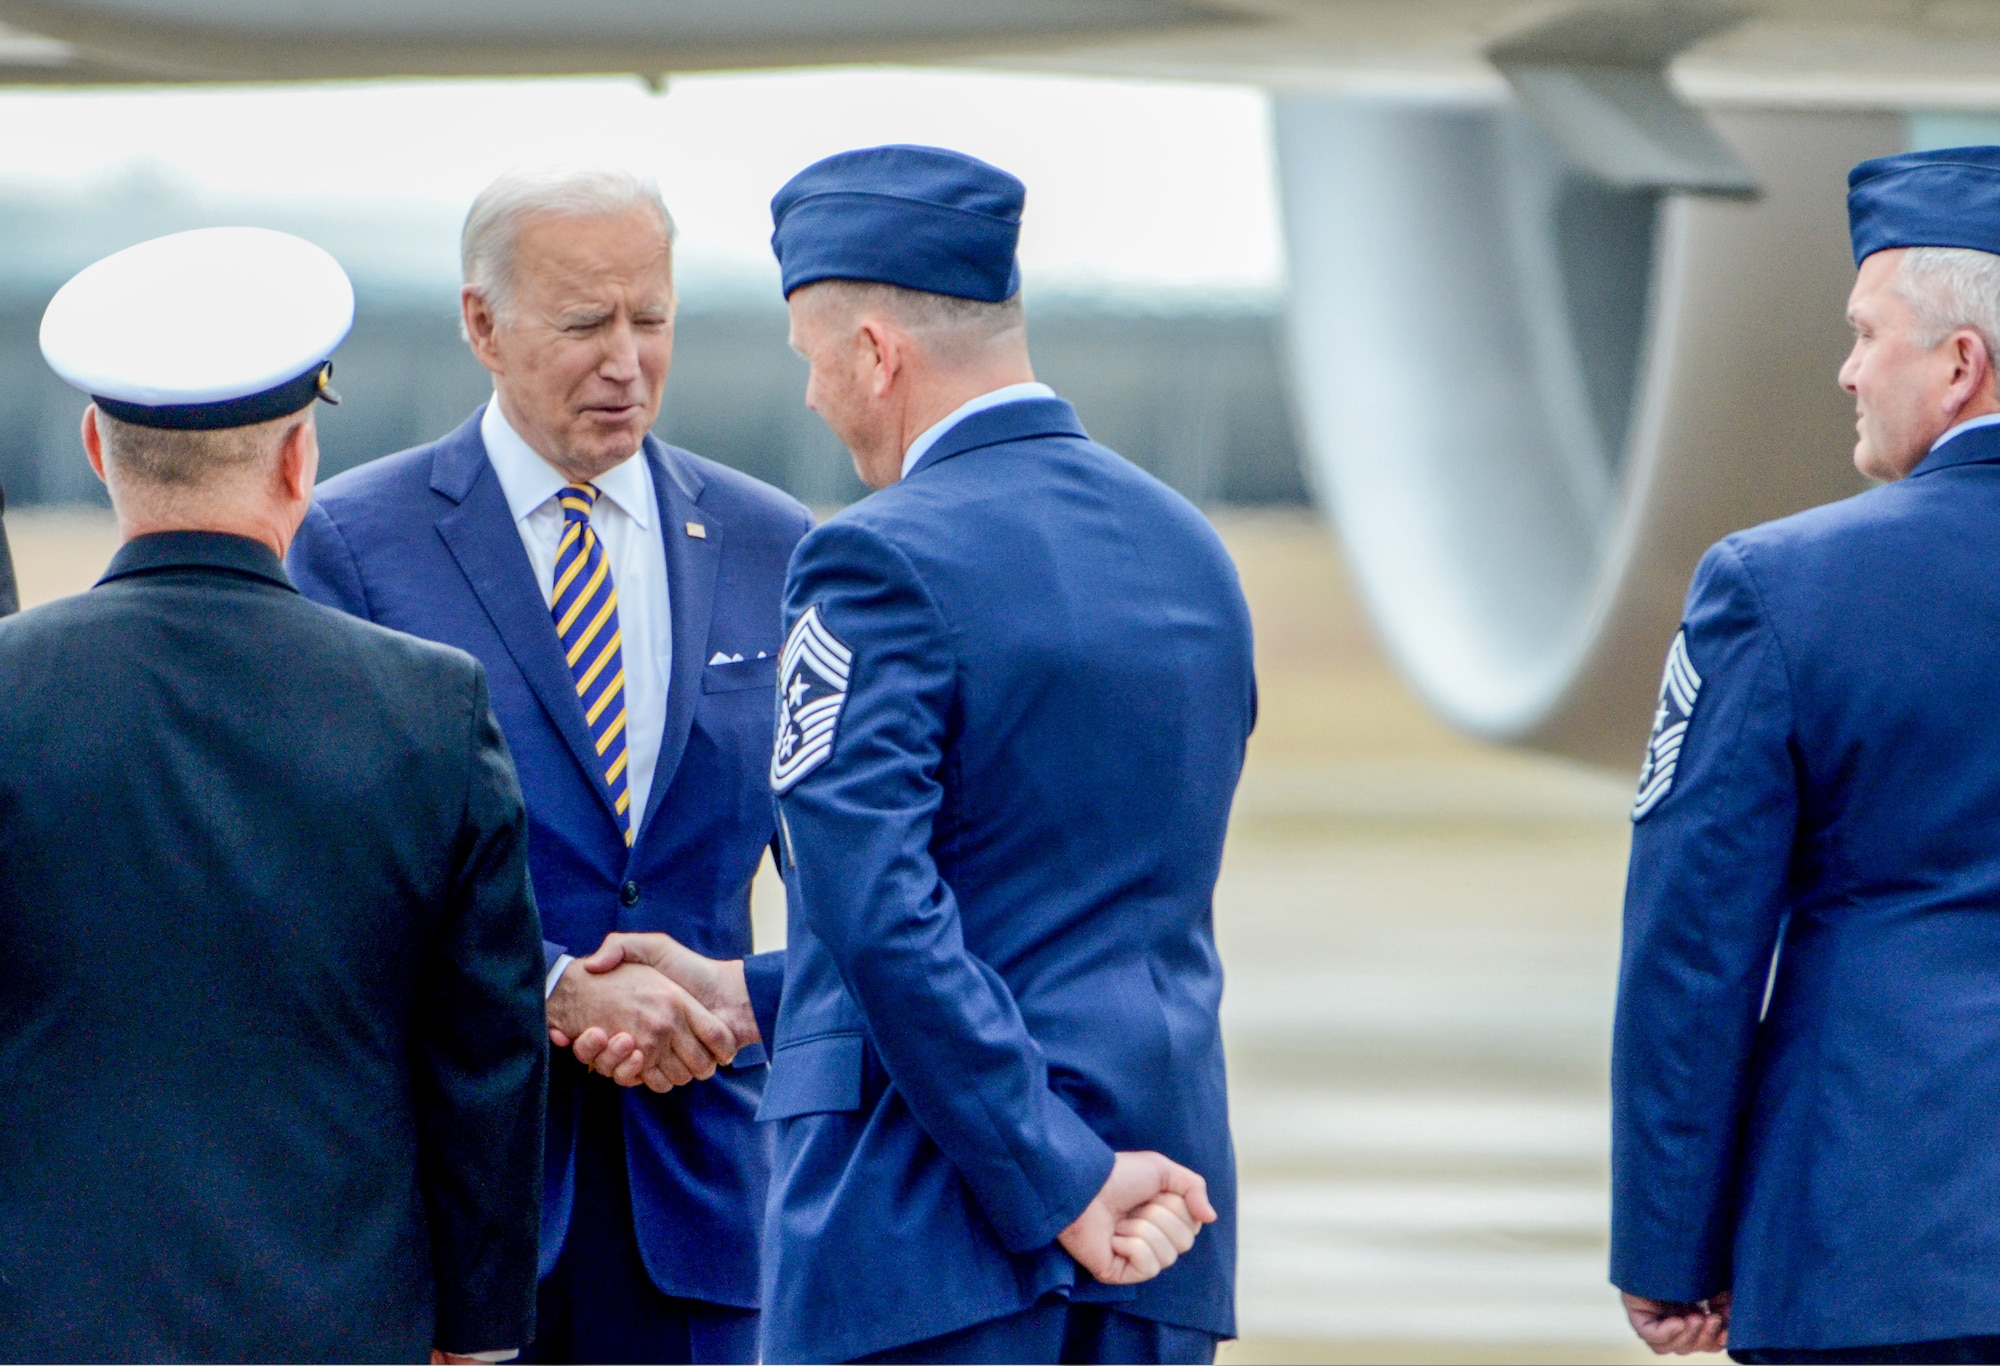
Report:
991,1092,1118,1255
742,949,786,1047
544,954,573,999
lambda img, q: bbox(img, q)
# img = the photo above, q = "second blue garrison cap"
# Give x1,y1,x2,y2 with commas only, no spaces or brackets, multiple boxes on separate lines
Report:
1849,146,2000,265
770,144,1024,302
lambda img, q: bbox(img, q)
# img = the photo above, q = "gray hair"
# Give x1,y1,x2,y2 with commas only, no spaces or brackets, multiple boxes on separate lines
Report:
801,279,1025,356
461,166,677,322
1900,246,2000,379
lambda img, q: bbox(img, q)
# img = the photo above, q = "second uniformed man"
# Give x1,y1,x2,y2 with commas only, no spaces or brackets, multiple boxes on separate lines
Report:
1611,147,2000,1361
569,145,1251,1364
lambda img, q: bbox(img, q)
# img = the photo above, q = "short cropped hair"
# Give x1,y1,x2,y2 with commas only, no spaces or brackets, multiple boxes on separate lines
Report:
461,166,677,322
1900,246,2000,382
95,409,292,488
804,279,1025,355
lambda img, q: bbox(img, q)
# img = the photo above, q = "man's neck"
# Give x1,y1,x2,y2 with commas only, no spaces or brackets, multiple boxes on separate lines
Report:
114,507,289,559
1927,391,2000,455
898,367,1037,458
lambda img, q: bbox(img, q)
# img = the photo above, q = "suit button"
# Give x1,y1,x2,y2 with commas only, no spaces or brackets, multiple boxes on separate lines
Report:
619,880,641,908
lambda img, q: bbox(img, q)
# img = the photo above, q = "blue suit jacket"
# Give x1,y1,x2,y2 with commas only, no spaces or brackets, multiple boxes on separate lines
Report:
1611,422,2000,1350
746,397,1251,1363
289,409,812,1309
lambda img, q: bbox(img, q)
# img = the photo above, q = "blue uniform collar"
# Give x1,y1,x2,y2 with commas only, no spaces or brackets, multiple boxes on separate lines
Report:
904,395,1088,480
1909,417,2000,479
97,529,295,591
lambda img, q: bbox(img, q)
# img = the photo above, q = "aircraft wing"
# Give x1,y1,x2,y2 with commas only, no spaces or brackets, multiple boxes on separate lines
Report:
0,0,1983,768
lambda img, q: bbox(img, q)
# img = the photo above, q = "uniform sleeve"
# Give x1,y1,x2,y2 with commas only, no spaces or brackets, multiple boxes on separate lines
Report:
777,521,1116,1254
415,665,548,1354
1609,540,1798,1304
286,500,371,618
742,948,786,1047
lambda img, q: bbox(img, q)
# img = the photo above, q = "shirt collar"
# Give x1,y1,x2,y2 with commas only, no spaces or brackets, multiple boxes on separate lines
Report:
1928,410,2000,455
480,398,654,529
900,381,1057,480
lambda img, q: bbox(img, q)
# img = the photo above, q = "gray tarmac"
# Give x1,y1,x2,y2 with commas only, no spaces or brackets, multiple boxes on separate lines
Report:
9,507,1712,1364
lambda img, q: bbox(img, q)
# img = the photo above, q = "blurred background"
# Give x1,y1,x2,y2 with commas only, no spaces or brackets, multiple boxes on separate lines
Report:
0,71,1299,509
0,64,1655,1363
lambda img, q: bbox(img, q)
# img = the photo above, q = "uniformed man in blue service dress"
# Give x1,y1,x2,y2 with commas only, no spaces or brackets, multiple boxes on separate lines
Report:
289,168,814,1365
1610,147,2000,1364
565,145,1252,1365
0,228,547,1362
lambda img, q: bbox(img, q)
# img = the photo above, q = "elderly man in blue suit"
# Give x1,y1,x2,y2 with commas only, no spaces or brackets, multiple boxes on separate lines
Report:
1610,148,2000,1363
289,167,812,1365
571,145,1247,1364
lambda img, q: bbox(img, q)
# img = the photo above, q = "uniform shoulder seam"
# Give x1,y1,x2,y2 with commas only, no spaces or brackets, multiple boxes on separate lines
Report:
819,517,955,643
1712,538,1799,733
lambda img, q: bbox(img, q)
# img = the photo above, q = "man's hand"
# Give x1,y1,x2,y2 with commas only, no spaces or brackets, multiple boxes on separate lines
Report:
545,957,736,1092
568,931,760,1059
1622,1290,1730,1356
1058,1151,1217,1286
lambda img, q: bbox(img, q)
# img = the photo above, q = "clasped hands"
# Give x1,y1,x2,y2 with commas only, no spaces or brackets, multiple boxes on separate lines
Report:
550,932,1218,1287
545,933,755,1092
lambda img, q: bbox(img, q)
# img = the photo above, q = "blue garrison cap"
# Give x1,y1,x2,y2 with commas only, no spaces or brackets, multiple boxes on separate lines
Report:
770,144,1024,302
1849,146,2000,265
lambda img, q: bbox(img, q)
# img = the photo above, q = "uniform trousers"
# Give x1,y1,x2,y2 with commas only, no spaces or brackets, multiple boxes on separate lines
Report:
1734,1340,2000,1364
853,1294,1219,1365
522,1072,759,1365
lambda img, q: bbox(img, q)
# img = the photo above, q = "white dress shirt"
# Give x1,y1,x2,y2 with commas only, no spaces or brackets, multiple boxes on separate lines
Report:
481,401,672,1000
899,381,1057,480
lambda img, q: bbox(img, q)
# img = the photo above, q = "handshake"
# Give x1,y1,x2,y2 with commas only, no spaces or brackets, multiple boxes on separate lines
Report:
544,931,754,1092
544,932,1216,1287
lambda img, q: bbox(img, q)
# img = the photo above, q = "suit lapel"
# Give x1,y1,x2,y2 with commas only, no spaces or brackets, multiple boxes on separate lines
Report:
637,438,717,840
432,422,625,833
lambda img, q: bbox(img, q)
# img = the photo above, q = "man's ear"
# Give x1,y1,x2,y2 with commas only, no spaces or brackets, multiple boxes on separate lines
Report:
1949,328,1999,409
1972,330,2000,405
80,404,108,484
276,417,318,504
858,316,901,399
462,286,502,370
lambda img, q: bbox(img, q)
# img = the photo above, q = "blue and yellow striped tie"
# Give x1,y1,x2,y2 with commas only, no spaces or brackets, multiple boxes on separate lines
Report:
551,483,633,844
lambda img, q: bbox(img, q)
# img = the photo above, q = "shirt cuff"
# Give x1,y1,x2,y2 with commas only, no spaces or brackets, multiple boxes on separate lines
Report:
462,1351,518,1363
544,953,574,999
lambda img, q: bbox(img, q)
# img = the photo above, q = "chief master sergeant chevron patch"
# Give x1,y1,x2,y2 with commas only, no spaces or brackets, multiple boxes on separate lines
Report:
1632,629,1702,821
772,604,853,794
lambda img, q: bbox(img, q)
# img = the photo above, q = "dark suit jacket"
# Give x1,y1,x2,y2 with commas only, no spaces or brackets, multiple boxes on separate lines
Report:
751,398,1252,1362
289,410,812,1308
1613,421,2000,1351
0,531,546,1363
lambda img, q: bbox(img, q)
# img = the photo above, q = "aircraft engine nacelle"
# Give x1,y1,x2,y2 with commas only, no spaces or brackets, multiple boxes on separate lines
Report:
1273,102,1900,770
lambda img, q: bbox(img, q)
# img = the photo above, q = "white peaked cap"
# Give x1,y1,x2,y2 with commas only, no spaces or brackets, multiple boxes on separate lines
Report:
39,226,355,430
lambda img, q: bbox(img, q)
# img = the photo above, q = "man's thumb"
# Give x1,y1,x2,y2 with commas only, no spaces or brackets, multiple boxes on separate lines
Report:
579,935,631,974
1163,1162,1217,1224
